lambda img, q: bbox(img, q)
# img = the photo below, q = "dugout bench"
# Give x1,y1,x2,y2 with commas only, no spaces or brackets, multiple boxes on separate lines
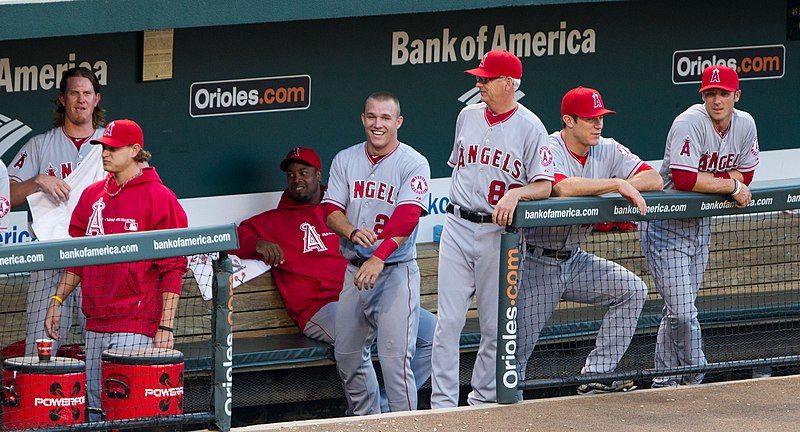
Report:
175,242,487,410
176,210,800,411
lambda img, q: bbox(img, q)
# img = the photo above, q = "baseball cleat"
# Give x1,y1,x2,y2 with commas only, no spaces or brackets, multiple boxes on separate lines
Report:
577,379,637,395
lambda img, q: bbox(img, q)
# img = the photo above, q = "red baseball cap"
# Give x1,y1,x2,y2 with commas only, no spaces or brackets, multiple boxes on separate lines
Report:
699,65,739,93
90,119,144,148
465,50,523,79
561,87,616,117
280,147,322,171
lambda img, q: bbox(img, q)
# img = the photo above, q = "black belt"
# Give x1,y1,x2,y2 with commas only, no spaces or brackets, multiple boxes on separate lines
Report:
527,245,575,260
348,258,404,268
446,203,492,224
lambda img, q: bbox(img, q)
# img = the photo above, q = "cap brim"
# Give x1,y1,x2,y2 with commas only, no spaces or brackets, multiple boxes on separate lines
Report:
571,108,617,117
90,137,129,148
280,157,315,172
464,67,497,78
698,84,738,93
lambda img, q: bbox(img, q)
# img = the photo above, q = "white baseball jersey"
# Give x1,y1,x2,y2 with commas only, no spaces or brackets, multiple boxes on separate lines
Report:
447,103,553,213
661,104,759,189
322,142,431,263
525,133,645,251
0,161,10,235
7,126,104,183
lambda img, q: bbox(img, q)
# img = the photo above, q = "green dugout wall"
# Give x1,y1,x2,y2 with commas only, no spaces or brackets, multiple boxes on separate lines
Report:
0,0,797,198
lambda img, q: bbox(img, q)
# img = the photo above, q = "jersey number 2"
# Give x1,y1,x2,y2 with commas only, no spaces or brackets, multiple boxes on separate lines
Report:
487,181,522,205
373,214,389,235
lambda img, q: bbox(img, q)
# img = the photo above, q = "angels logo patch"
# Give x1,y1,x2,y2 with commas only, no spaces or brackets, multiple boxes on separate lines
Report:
751,137,759,157
615,143,633,157
539,145,553,167
0,196,9,219
410,175,428,195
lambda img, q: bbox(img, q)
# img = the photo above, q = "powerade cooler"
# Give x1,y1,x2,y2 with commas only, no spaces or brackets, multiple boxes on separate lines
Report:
101,347,184,421
1,356,86,429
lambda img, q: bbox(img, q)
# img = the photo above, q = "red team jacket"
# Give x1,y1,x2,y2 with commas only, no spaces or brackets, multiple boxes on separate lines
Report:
68,167,188,337
232,189,344,331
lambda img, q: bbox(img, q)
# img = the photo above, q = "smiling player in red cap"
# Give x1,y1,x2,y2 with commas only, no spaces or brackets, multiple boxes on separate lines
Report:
232,146,436,413
516,86,662,396
430,50,553,407
45,119,188,420
640,65,758,388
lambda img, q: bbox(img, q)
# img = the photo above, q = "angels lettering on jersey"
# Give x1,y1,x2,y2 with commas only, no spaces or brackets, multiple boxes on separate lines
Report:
353,180,397,204
12,151,74,179
453,145,524,180
301,222,328,253
680,136,745,173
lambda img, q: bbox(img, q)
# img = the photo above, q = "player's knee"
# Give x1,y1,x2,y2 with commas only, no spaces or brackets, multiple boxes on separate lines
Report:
434,314,465,334
632,280,649,302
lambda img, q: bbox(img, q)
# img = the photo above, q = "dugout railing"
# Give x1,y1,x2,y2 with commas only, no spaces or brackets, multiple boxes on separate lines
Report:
0,225,237,431
497,179,800,403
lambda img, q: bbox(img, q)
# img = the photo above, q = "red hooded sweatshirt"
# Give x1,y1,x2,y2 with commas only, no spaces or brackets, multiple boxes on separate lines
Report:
67,167,188,337
231,188,344,331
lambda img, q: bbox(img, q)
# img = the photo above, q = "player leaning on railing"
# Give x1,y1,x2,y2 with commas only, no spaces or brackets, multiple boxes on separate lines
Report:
516,87,663,397
640,65,758,388
44,119,188,421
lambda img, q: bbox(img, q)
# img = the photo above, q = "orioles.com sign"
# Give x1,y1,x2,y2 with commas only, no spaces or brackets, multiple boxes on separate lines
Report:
189,75,311,117
672,45,785,85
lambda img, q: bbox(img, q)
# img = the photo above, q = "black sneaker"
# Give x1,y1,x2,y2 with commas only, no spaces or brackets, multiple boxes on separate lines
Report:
577,379,637,395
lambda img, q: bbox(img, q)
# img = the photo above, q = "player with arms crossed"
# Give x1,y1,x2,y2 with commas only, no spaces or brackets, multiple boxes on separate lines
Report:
7,67,106,355
430,50,553,407
640,65,757,388
516,87,662,396
44,119,188,419
231,147,436,411
322,92,431,415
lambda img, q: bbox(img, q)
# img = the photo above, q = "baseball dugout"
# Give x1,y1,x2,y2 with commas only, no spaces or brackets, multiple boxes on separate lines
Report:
0,225,236,431
497,179,800,403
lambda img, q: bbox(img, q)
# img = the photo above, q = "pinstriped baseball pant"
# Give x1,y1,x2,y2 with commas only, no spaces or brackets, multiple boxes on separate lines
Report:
640,218,710,385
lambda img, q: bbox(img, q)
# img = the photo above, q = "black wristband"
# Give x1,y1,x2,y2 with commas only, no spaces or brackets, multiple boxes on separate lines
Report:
158,325,174,333
349,228,359,242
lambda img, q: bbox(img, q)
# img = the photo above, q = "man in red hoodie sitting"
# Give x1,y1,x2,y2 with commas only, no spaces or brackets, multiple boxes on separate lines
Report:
45,119,188,420
231,147,435,411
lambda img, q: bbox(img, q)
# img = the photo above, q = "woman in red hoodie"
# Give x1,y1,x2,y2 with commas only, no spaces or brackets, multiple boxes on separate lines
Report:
45,119,188,420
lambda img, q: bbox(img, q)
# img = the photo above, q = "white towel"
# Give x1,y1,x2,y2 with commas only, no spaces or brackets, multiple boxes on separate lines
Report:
188,253,271,300
27,145,105,240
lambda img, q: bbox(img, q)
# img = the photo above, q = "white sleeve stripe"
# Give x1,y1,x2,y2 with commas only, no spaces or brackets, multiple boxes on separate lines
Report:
669,163,699,172
530,173,555,182
397,201,429,214
8,175,24,182
626,161,644,179
447,160,456,168
737,164,759,172
320,199,346,210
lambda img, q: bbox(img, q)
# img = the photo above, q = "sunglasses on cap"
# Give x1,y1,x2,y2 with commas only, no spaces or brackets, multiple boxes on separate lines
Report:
475,76,507,84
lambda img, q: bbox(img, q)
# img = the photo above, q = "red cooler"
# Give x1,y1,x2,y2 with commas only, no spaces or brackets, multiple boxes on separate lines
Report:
1,356,86,430
101,347,184,421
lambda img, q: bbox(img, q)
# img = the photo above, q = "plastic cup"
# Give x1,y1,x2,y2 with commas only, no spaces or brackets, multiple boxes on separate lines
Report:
36,338,53,362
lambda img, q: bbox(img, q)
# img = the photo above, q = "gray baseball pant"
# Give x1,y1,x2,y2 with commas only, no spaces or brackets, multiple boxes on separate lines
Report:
640,218,710,386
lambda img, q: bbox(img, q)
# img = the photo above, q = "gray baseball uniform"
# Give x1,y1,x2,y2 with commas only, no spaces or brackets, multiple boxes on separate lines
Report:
7,126,104,355
322,141,431,415
640,104,758,386
431,103,553,408
515,133,648,393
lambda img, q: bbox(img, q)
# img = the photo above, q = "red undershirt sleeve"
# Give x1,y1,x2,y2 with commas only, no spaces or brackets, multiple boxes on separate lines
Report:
671,168,697,191
377,204,422,239
741,171,754,185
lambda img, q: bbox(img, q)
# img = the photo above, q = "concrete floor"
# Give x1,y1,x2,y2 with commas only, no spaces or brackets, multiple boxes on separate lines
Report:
233,375,800,432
